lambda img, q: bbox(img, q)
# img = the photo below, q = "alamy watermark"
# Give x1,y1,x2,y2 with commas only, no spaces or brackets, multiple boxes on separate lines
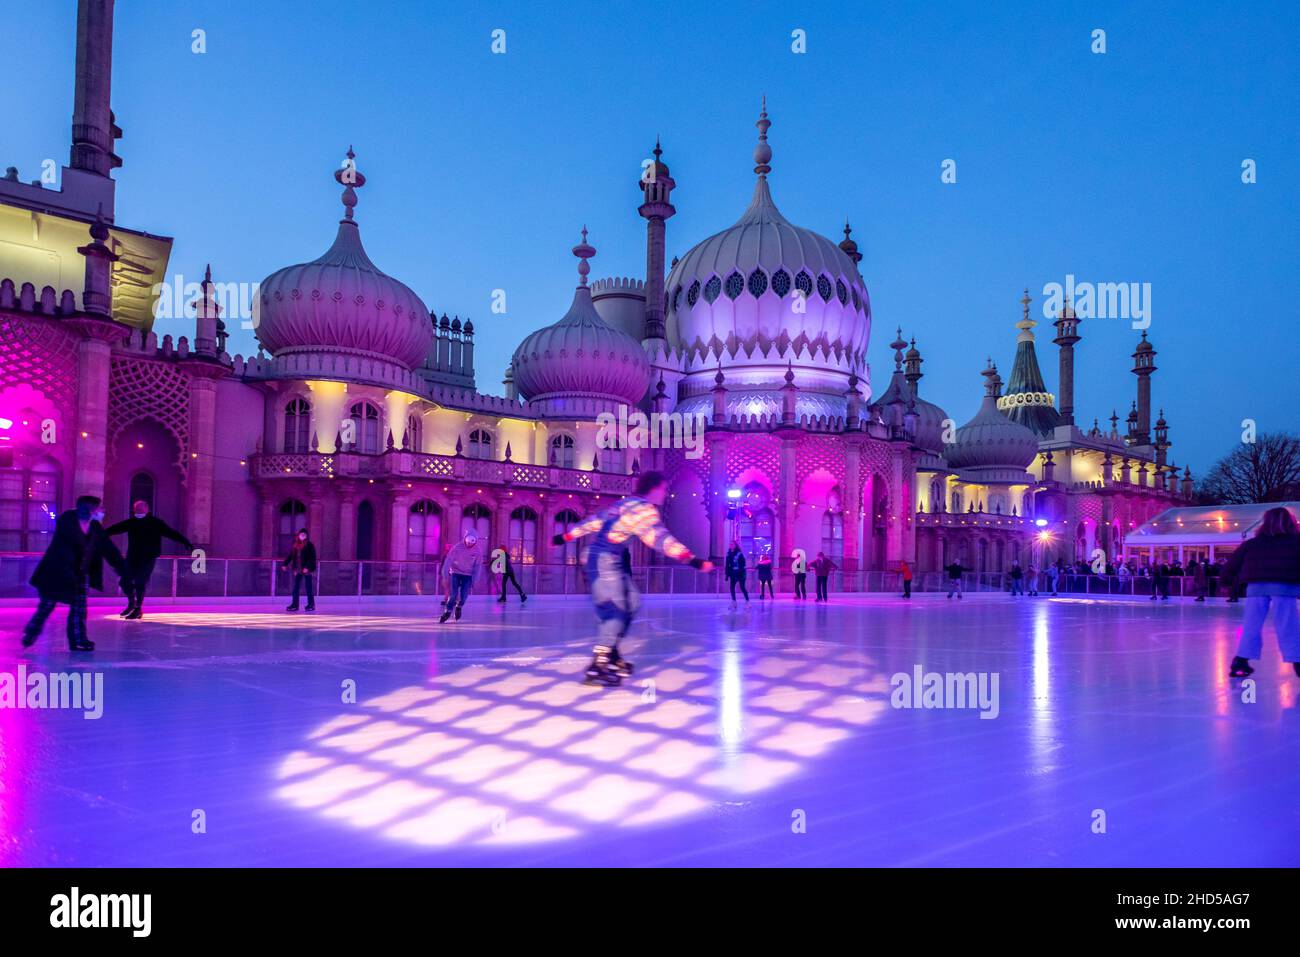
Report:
152,273,261,330
596,405,707,460
1,667,104,719
1042,274,1151,329
891,666,1000,719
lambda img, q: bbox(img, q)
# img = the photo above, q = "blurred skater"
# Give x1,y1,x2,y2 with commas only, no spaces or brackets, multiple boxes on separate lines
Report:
1222,507,1300,678
553,471,711,686
22,495,129,652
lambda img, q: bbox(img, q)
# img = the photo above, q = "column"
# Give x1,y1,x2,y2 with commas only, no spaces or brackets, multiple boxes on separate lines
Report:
71,333,114,499
258,495,275,557
389,492,410,561
184,374,220,546
842,440,862,570
707,433,731,560
337,493,357,560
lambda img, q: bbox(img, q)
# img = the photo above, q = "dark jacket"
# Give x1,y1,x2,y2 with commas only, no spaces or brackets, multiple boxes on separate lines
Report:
1222,535,1300,588
945,562,964,580
756,558,773,581
284,540,318,574
812,557,838,577
30,511,128,603
725,549,747,579
104,514,192,566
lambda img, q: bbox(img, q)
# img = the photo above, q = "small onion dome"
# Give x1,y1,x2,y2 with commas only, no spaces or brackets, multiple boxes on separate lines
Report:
257,148,432,370
511,229,651,408
946,363,1040,471
869,327,948,452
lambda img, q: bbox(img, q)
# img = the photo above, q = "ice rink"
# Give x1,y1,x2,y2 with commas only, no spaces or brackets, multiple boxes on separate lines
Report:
2,591,1297,867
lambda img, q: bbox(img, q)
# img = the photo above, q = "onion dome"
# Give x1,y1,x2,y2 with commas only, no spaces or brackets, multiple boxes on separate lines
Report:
511,229,652,413
999,289,1060,436
946,361,1040,474
256,148,433,373
870,329,949,453
663,101,870,372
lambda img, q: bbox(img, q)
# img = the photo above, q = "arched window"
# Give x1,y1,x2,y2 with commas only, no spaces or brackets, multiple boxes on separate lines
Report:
599,435,625,474
407,500,442,561
929,478,944,513
128,471,155,512
345,401,382,454
821,510,844,561
951,490,963,514
283,397,311,453
738,507,774,562
461,502,491,542
0,460,60,551
508,506,538,564
467,429,493,460
550,434,576,469
405,413,423,453
553,509,581,564
277,499,307,557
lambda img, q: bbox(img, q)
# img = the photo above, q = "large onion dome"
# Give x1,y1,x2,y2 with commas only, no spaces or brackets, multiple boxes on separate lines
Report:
511,229,651,414
256,149,433,373
663,102,871,417
946,362,1040,475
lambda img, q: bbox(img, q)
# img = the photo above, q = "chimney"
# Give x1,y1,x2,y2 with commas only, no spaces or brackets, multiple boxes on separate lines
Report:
70,0,120,177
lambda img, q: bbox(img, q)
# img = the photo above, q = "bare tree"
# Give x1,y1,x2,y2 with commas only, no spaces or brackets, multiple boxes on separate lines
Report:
1199,432,1300,504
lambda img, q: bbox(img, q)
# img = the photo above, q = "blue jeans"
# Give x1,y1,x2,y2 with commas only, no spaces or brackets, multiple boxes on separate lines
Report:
447,573,473,608
1237,583,1300,661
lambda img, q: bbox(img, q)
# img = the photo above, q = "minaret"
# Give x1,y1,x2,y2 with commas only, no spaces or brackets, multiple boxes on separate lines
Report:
839,221,863,265
70,0,121,178
1131,331,1156,445
1154,409,1170,467
1051,296,1081,427
638,138,676,345
1125,402,1138,443
904,338,923,396
193,264,224,356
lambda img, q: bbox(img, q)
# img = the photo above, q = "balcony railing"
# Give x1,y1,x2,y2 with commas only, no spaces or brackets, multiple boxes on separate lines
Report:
252,451,634,495
0,553,1229,601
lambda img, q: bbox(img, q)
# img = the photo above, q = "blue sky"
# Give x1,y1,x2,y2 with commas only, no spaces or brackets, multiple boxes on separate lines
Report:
4,0,1297,471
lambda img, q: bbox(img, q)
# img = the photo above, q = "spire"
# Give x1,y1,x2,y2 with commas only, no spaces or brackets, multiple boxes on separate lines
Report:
904,337,923,395
891,327,907,372
573,226,595,287
839,220,862,264
334,146,366,223
753,97,772,178
1003,287,1060,436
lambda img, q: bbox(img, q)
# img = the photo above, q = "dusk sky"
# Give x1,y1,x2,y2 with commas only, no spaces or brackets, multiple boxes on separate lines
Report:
4,0,1296,471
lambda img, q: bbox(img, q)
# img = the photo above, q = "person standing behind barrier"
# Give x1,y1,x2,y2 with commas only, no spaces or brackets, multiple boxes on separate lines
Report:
792,549,808,600
1026,564,1039,597
1046,561,1060,596
900,559,913,599
725,540,750,605
1191,558,1208,602
756,552,775,599
812,552,837,602
945,560,964,599
1222,506,1300,678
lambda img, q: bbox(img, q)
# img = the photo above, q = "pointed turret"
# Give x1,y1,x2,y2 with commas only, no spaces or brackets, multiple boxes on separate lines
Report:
1001,288,1061,435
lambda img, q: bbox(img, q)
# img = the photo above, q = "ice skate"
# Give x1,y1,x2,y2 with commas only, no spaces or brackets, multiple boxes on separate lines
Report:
1229,656,1254,678
438,608,452,624
609,646,635,677
69,638,94,652
454,604,463,621
583,647,622,686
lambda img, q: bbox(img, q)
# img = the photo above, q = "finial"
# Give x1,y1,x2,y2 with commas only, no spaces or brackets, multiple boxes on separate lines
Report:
655,372,667,399
203,263,212,284
891,327,907,371
714,364,725,387
653,136,662,160
334,146,366,222
753,97,772,177
572,226,596,286
784,359,795,386
1021,288,1031,320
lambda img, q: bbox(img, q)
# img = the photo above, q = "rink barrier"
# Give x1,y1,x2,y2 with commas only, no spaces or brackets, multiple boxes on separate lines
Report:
0,554,1227,600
